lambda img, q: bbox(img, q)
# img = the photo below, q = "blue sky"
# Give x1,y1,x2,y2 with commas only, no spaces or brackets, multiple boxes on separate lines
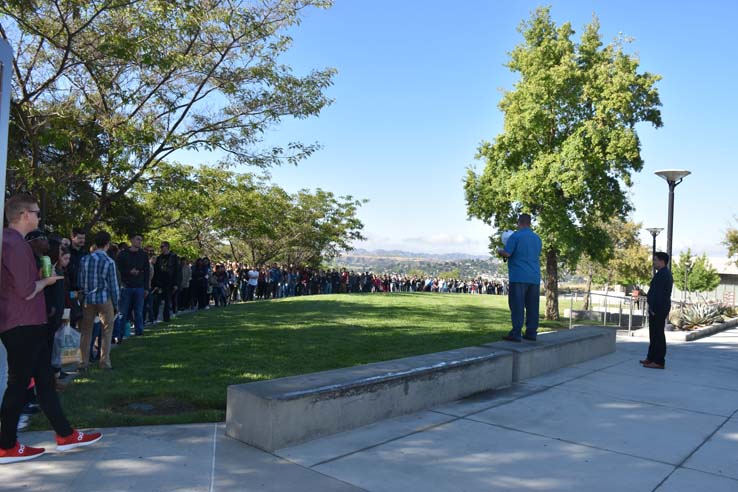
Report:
195,1,738,258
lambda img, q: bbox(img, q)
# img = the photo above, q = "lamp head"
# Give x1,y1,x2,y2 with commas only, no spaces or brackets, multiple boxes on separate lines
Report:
655,169,691,183
646,227,664,237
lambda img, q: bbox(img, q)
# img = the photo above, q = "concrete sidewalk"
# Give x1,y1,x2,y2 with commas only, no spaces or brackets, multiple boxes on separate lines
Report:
2,329,738,491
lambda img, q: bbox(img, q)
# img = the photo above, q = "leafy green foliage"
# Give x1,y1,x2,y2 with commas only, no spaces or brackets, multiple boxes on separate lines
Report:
138,163,365,266
672,249,721,293
678,302,727,330
437,269,461,279
579,219,651,285
465,8,662,319
2,0,335,229
724,226,738,267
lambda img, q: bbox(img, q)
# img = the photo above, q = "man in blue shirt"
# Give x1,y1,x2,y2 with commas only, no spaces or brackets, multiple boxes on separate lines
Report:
497,213,542,342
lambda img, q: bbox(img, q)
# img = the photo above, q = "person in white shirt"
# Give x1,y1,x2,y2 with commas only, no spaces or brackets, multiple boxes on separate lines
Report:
246,267,259,301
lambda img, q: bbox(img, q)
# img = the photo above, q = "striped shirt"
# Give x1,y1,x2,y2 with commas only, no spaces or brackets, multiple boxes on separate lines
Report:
79,249,120,309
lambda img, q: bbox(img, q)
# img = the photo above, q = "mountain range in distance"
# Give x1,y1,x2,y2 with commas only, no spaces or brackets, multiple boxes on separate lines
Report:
342,248,492,262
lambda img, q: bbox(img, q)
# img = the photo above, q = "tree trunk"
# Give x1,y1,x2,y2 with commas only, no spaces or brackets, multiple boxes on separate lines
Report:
583,269,593,311
228,239,240,264
545,248,560,320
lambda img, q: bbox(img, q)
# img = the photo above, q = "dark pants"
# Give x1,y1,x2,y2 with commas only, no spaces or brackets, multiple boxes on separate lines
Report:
171,287,178,314
196,282,209,309
152,286,174,321
508,282,540,340
647,312,668,365
0,325,73,449
179,287,191,311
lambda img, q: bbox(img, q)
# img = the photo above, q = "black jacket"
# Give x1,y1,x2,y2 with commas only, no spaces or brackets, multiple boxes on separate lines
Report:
116,248,151,289
152,252,181,289
647,266,673,316
67,247,87,291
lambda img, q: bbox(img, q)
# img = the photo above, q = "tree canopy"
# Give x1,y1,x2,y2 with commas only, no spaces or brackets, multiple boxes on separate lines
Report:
465,7,662,319
137,164,365,267
672,249,720,295
2,0,334,231
724,226,738,267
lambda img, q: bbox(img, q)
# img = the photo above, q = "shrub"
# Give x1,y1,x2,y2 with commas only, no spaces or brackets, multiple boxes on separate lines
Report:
679,302,724,330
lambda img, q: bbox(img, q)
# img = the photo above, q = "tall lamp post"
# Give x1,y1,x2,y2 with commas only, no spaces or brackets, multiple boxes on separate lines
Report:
646,227,663,276
654,169,691,262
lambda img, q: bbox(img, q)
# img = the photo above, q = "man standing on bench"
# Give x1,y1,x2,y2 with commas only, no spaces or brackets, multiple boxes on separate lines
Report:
497,213,542,342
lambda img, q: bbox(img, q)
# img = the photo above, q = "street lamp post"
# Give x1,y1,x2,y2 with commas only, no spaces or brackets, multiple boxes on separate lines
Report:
646,227,664,276
655,169,691,262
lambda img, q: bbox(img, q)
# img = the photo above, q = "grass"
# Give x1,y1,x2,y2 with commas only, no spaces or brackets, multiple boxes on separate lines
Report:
35,293,578,429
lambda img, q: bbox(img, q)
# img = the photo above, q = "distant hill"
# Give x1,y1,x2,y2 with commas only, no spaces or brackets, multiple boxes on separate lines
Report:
348,248,490,261
328,249,503,279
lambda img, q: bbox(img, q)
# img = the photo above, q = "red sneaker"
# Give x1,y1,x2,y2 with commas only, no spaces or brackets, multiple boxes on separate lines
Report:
0,442,46,464
55,430,102,451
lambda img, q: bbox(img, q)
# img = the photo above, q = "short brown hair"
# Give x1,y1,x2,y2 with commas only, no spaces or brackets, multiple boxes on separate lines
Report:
4,194,38,223
93,231,112,248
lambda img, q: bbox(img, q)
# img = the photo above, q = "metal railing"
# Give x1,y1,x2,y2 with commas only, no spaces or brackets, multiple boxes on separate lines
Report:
559,290,650,335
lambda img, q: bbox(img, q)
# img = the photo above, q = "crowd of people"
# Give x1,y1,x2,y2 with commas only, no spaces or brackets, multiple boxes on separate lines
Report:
14,225,515,371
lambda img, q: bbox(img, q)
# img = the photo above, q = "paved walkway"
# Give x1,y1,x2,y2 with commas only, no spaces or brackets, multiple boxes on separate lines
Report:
2,329,738,491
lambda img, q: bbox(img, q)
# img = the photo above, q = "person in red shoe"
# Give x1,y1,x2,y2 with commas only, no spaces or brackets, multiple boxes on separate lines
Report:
0,194,102,465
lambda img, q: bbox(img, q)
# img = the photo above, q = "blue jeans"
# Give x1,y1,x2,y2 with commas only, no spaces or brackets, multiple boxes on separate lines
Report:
116,287,146,337
508,282,540,340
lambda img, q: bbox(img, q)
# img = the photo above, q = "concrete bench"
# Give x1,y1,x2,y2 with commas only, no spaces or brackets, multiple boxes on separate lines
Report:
226,346,513,451
483,326,616,382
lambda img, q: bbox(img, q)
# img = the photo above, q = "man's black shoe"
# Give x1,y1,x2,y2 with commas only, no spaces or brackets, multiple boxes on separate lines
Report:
502,335,522,342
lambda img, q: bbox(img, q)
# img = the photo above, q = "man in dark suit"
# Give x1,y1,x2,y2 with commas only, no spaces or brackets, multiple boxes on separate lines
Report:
642,252,673,369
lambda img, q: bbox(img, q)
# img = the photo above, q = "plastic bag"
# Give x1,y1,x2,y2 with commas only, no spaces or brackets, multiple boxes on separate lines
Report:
52,328,63,368
54,322,81,366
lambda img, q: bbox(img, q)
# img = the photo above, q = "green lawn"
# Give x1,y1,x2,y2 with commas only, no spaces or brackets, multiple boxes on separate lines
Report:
37,293,576,429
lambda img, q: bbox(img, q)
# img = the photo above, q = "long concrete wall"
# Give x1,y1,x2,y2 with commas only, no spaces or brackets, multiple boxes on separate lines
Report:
226,326,614,452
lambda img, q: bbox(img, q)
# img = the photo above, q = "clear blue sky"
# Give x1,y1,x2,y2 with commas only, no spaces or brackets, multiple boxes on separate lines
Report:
197,1,738,258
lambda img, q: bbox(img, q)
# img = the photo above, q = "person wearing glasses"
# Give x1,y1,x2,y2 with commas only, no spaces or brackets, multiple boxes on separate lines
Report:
0,194,102,464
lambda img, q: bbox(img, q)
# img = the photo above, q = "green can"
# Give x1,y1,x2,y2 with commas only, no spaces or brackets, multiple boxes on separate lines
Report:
41,255,52,278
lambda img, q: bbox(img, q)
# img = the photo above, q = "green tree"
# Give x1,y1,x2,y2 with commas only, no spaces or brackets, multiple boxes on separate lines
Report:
576,219,650,310
407,269,426,278
437,269,460,279
138,163,365,267
465,8,662,319
2,0,334,230
724,225,738,267
672,249,720,294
